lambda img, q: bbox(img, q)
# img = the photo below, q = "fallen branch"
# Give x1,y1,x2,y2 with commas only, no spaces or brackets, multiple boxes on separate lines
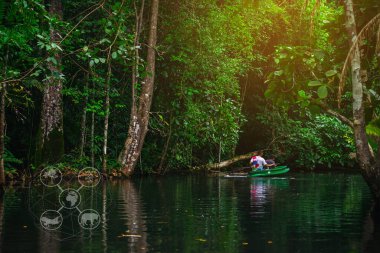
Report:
193,151,259,171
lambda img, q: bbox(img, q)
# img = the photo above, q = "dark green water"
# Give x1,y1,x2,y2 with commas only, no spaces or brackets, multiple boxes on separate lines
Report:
0,172,379,253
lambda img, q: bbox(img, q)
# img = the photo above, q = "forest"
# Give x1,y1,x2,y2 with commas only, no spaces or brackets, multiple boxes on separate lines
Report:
1,0,380,197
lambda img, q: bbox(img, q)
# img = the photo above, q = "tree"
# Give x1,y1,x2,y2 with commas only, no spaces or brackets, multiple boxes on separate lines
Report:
119,0,159,176
35,0,64,166
0,47,6,186
343,0,380,199
0,78,5,186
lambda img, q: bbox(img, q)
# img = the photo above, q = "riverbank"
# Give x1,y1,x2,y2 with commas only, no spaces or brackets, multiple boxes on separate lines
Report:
1,164,363,185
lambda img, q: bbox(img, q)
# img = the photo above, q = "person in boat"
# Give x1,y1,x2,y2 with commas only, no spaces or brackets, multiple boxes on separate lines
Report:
250,151,276,171
265,158,276,166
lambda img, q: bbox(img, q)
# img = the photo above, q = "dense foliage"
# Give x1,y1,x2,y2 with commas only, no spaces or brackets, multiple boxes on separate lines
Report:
257,110,355,169
1,0,380,178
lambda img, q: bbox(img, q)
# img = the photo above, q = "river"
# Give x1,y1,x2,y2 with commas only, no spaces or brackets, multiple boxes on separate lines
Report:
0,172,379,253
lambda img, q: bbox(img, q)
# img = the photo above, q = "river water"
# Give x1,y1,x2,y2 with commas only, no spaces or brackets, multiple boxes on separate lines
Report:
0,172,379,253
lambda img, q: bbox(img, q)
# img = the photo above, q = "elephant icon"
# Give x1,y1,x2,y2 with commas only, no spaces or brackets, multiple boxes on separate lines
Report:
79,211,100,229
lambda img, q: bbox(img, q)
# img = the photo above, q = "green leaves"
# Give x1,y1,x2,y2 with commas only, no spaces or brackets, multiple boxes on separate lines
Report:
366,118,380,137
298,90,308,98
307,80,328,99
308,80,322,87
325,70,337,77
89,58,106,67
46,56,58,65
317,85,328,99
303,73,334,102
257,111,355,169
274,70,283,76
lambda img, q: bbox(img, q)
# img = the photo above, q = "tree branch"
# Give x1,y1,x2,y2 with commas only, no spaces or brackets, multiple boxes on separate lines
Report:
311,99,354,128
58,0,105,45
192,151,261,170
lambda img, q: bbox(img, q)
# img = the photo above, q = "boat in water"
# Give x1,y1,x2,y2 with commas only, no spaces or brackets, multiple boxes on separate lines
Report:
248,165,290,177
223,166,290,178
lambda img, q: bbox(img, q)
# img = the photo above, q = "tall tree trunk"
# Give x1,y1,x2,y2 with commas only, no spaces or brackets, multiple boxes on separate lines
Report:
344,0,380,199
0,83,5,186
79,73,89,158
0,49,8,186
119,0,158,176
36,0,64,166
157,115,172,174
102,63,111,173
91,111,95,167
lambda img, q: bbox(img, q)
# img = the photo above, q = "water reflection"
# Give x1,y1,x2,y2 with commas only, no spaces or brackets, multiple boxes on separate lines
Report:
0,192,4,249
249,178,290,217
0,174,379,253
38,230,60,253
363,202,380,252
119,180,148,253
101,181,108,253
250,178,270,218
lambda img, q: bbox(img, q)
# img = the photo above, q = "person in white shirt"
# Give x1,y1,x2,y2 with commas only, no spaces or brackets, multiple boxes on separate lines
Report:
250,151,276,171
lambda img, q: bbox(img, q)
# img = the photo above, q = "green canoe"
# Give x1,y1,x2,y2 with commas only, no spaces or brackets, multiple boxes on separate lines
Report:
248,165,290,177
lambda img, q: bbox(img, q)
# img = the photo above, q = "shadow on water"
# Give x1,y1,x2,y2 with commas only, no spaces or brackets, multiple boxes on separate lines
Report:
0,190,4,250
363,201,380,252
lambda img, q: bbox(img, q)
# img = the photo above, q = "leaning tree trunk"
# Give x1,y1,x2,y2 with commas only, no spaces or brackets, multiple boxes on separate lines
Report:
344,0,380,199
35,0,64,166
119,0,158,176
